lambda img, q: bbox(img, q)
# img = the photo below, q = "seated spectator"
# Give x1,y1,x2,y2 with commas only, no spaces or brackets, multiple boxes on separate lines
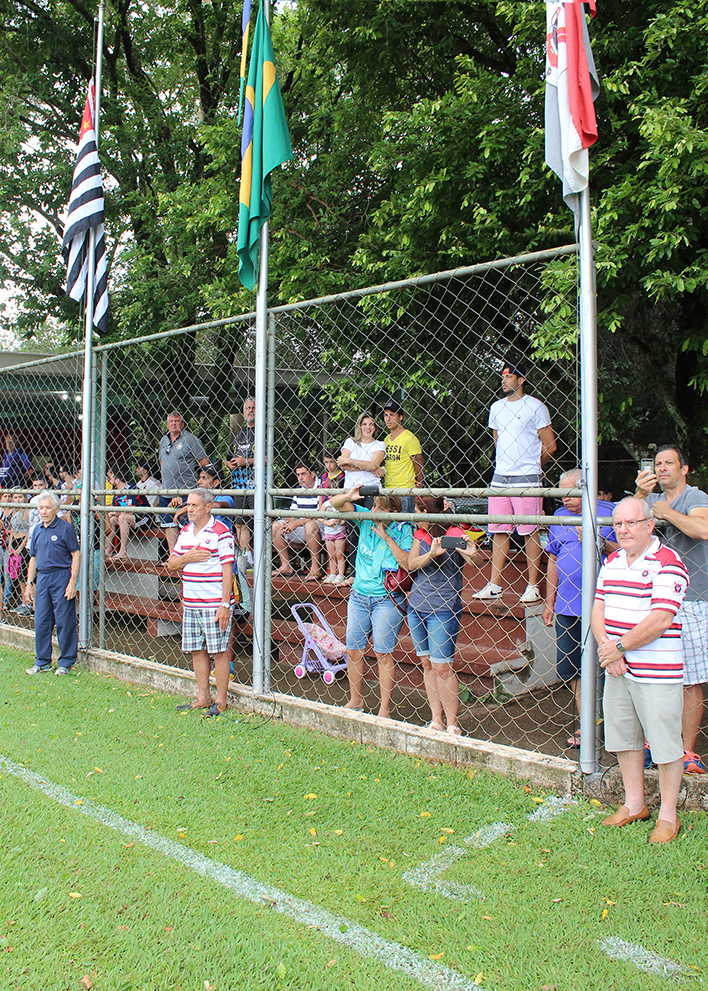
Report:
541,469,617,747
43,462,61,490
105,468,150,561
225,397,256,570
329,485,413,718
338,413,386,488
272,464,323,580
0,435,32,489
406,496,482,735
135,462,160,507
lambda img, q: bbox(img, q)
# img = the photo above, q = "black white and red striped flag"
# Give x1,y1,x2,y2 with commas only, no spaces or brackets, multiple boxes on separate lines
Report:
61,80,108,333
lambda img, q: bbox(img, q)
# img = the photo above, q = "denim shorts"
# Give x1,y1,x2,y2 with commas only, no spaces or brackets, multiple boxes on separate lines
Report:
159,494,186,528
407,606,461,665
346,589,405,655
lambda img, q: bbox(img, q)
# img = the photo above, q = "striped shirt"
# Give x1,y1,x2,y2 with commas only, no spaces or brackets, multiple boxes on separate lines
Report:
289,478,321,514
173,517,235,610
595,536,689,683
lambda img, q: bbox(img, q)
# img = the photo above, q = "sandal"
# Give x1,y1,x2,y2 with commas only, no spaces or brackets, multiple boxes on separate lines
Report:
566,733,581,748
176,700,212,711
446,725,463,736
203,702,228,717
426,721,445,732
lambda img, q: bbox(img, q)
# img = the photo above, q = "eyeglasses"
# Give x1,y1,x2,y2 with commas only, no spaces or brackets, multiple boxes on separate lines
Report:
614,519,650,530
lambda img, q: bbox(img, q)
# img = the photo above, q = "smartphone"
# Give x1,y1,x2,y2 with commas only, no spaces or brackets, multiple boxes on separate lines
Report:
441,535,466,550
358,484,380,496
640,458,654,474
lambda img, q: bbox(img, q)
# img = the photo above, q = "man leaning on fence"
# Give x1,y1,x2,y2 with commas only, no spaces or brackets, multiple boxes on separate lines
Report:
159,411,210,554
636,444,708,775
24,490,81,676
167,488,234,717
474,362,556,604
593,497,688,845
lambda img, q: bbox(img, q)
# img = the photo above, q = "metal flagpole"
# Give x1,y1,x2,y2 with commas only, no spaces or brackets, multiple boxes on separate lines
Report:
78,0,105,652
578,184,599,774
251,0,271,695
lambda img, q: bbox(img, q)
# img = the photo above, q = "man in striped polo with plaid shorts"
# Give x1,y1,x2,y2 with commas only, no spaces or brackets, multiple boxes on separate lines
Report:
592,497,689,845
168,488,234,717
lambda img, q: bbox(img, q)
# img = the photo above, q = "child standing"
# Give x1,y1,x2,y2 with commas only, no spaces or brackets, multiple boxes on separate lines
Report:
320,453,347,584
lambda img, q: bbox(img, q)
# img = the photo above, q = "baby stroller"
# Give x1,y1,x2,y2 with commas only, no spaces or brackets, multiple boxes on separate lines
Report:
290,602,348,685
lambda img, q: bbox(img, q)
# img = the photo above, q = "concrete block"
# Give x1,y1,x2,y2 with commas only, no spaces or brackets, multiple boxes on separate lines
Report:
105,570,159,599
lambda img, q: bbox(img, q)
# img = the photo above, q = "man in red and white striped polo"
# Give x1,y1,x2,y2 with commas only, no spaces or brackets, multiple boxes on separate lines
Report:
168,488,234,717
592,497,689,845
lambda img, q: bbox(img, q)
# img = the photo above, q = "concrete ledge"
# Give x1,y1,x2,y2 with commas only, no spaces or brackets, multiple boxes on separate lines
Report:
2,625,706,808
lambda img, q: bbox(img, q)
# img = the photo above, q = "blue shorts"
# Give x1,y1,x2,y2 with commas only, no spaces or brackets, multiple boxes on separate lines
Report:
345,589,405,655
159,494,186,528
556,614,581,681
407,606,461,665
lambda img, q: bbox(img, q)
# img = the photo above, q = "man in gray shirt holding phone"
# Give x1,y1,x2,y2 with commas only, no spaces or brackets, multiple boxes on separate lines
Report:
636,444,708,775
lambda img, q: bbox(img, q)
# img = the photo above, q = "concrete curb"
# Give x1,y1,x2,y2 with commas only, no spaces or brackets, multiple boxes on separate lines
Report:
3,625,706,809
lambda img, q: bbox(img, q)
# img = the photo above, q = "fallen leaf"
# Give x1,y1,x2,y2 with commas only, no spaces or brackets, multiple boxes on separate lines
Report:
122,842,135,849
531,796,544,804
522,784,532,792
277,763,284,771
334,830,343,836
69,892,82,899
440,828,454,834
94,767,103,774
164,926,173,932
552,898,562,904
475,973,484,985
481,915,494,921
81,977,92,990
354,894,366,903
602,898,616,905
234,835,243,841
601,908,609,919
304,793,317,800
309,828,317,837
33,887,48,902
276,963,286,980
420,811,432,818
326,959,336,968
589,798,602,807
662,901,686,907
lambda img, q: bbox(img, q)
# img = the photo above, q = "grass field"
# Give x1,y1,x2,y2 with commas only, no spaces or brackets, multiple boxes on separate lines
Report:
0,645,706,991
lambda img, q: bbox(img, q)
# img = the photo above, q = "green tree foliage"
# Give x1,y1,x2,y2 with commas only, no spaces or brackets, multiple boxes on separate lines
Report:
1,1,708,468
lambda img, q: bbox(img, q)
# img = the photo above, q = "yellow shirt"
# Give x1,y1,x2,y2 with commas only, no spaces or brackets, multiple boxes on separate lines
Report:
384,429,422,488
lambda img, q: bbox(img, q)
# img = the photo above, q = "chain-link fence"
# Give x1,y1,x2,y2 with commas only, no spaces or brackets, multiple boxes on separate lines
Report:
4,243,678,764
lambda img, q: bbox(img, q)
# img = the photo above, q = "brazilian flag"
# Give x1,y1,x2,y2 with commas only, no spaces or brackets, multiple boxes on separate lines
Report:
237,4,293,291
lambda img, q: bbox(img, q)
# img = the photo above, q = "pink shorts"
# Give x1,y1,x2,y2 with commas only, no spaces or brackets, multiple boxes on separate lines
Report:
322,527,346,543
487,495,542,535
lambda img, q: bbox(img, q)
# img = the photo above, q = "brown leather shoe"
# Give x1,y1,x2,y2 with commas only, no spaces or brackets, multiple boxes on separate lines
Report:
649,818,680,844
601,804,651,827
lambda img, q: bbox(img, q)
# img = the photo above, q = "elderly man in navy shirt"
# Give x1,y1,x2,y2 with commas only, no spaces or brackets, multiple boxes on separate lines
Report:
23,490,81,676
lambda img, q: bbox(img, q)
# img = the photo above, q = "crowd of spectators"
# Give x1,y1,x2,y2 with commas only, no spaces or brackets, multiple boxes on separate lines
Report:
2,374,707,793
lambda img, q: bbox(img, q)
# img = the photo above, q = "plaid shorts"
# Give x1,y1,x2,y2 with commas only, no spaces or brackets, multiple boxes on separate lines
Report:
679,600,708,686
182,607,232,654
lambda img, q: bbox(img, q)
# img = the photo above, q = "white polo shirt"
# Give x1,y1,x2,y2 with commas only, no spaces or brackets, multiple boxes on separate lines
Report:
595,536,688,683
172,516,235,610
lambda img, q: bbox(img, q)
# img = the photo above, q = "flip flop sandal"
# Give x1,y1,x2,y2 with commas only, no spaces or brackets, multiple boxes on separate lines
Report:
203,702,228,717
566,734,581,748
176,700,211,711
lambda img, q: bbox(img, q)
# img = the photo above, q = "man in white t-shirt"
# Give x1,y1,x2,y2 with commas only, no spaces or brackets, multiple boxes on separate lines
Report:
135,461,160,507
474,363,556,603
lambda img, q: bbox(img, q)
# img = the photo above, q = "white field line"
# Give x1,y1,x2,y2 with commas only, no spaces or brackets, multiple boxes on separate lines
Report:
599,936,687,977
0,754,481,991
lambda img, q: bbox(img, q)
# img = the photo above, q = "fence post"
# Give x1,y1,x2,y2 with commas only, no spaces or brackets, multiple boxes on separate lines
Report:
579,187,600,774
252,223,269,695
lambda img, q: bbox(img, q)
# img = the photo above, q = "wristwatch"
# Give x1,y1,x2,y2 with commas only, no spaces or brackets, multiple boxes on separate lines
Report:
615,640,626,654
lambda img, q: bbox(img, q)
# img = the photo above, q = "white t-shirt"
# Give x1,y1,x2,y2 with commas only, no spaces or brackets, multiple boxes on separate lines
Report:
341,438,386,488
137,476,160,507
488,395,552,475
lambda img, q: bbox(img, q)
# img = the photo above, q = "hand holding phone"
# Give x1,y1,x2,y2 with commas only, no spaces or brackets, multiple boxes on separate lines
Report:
441,535,466,550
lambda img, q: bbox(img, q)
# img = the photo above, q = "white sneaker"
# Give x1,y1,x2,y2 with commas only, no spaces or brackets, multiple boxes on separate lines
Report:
26,664,51,675
520,584,542,604
472,582,503,600
54,666,70,677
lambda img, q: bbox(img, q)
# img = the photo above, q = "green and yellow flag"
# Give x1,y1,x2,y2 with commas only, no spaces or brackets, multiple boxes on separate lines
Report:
237,4,293,291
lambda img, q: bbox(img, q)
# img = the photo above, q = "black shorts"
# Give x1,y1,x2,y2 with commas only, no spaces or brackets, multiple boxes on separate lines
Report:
233,493,254,526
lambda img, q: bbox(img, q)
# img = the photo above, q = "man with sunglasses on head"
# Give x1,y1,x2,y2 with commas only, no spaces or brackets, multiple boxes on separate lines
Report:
158,411,210,554
636,444,708,775
593,497,688,844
